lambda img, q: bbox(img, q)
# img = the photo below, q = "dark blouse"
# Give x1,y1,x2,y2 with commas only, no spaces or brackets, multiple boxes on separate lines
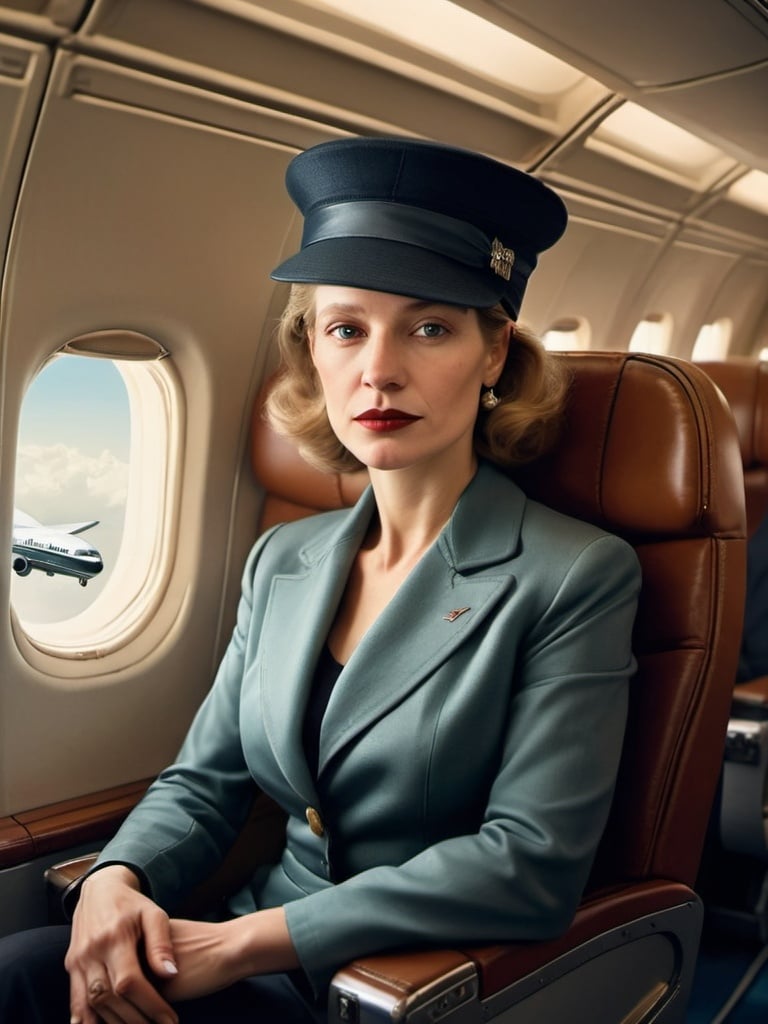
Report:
303,645,344,778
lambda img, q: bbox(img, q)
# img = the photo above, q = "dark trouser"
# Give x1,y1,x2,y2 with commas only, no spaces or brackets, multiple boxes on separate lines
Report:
0,925,327,1023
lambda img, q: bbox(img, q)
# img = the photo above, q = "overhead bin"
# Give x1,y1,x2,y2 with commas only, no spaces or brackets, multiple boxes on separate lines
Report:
488,0,768,84
0,1,93,36
0,32,50,265
484,0,768,173
1,47,326,380
72,0,567,167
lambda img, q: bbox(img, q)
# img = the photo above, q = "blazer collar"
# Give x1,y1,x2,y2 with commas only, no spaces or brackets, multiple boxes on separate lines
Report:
298,460,525,575
260,462,524,795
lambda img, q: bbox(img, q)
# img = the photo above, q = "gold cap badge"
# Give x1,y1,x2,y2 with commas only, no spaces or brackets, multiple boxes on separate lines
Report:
490,238,515,281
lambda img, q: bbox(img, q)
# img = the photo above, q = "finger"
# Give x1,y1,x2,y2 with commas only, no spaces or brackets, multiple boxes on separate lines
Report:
87,975,110,1002
94,997,149,1024
141,906,178,982
86,978,162,1024
105,958,178,1024
69,976,100,1024
91,1006,130,1024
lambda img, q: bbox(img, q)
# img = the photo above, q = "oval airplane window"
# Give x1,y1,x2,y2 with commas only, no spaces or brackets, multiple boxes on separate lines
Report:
542,317,591,351
12,342,181,660
692,318,733,361
629,313,673,355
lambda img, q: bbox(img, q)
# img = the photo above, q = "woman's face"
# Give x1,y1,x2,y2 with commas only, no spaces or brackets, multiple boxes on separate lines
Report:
308,286,509,477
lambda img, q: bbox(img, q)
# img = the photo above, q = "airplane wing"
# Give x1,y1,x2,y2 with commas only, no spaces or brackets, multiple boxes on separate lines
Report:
50,520,100,535
13,509,98,534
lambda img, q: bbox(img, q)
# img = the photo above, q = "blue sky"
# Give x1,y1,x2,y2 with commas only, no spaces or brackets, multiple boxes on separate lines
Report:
19,355,130,460
12,355,130,623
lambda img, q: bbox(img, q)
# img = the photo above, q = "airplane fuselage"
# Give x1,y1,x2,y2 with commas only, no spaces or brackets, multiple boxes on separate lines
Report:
11,530,103,587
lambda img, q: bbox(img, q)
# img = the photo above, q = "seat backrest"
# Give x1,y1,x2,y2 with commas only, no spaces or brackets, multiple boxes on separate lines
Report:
251,351,746,893
698,358,768,537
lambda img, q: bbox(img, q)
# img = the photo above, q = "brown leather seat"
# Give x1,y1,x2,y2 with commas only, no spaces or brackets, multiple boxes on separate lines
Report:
697,359,768,538
694,360,768,875
251,351,746,1023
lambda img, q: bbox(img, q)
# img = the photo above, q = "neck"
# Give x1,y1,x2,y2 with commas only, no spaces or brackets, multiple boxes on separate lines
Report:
366,455,478,570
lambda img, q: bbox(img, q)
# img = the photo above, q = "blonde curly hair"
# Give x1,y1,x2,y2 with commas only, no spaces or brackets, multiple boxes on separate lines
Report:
265,284,567,474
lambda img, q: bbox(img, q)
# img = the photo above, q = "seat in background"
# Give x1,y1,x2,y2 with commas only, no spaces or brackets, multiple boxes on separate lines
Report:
698,359,768,538
695,359,768,934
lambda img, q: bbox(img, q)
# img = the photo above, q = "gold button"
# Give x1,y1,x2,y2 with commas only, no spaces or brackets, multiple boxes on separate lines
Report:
305,807,325,837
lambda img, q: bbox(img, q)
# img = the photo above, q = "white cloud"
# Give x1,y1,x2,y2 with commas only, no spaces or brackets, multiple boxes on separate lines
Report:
15,443,129,520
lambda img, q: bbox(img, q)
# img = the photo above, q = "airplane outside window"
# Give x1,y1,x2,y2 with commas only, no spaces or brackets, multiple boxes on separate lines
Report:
12,353,128,624
11,508,103,587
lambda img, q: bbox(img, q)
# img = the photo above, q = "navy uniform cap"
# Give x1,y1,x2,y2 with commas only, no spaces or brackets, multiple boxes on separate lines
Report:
270,137,567,319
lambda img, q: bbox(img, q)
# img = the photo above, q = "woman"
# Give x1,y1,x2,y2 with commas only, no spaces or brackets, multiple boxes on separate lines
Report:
0,137,640,1024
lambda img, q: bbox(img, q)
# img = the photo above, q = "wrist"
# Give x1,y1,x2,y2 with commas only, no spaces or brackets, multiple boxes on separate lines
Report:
226,908,299,978
83,863,143,893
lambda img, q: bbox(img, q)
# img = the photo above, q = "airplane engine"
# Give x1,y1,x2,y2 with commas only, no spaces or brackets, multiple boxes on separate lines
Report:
12,555,32,577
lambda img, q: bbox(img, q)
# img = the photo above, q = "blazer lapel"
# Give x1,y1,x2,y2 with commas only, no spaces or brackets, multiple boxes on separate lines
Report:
318,463,525,773
259,490,377,800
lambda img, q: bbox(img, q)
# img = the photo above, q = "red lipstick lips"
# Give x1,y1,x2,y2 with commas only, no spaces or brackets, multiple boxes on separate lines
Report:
354,409,421,432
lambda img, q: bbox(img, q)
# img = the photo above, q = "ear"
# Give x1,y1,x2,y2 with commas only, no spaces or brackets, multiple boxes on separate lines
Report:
484,320,513,387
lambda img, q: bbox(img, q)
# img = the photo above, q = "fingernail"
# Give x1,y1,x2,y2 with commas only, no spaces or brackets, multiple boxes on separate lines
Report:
162,958,178,975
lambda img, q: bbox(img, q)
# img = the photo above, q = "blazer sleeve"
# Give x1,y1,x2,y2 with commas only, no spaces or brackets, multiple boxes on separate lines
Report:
90,526,282,908
284,532,641,995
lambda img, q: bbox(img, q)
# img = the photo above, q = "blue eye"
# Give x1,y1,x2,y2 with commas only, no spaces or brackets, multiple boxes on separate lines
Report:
416,322,447,338
331,324,360,341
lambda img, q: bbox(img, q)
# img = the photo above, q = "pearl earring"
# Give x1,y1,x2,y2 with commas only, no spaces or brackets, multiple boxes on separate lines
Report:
481,387,500,410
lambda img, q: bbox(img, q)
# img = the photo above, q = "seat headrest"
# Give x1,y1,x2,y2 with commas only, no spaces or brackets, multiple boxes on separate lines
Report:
252,352,745,539
697,359,768,471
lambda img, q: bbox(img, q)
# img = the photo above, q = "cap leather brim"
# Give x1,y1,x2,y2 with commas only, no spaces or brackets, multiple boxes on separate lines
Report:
271,237,518,314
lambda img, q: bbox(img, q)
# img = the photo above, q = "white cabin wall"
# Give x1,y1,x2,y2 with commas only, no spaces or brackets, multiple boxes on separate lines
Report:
0,41,342,814
520,216,664,348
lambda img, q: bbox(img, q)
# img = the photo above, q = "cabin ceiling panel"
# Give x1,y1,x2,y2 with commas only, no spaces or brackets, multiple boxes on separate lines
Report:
693,200,768,252
0,0,91,34
677,226,768,262
73,0,557,164
552,194,671,241
465,0,768,180
545,148,706,218
642,67,768,175
482,0,768,87
61,56,347,153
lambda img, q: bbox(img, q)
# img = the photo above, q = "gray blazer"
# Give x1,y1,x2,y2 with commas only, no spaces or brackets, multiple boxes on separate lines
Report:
97,462,641,994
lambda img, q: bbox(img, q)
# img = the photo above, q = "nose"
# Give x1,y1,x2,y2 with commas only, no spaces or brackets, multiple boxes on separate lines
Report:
360,331,404,391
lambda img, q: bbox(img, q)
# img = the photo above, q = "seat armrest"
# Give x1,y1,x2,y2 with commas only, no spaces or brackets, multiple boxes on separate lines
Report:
329,881,701,1024
44,853,99,922
733,676,768,711
45,854,98,894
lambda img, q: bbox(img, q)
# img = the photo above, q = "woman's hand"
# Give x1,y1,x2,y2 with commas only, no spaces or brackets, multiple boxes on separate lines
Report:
160,909,300,1004
156,919,248,1003
65,864,180,1024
